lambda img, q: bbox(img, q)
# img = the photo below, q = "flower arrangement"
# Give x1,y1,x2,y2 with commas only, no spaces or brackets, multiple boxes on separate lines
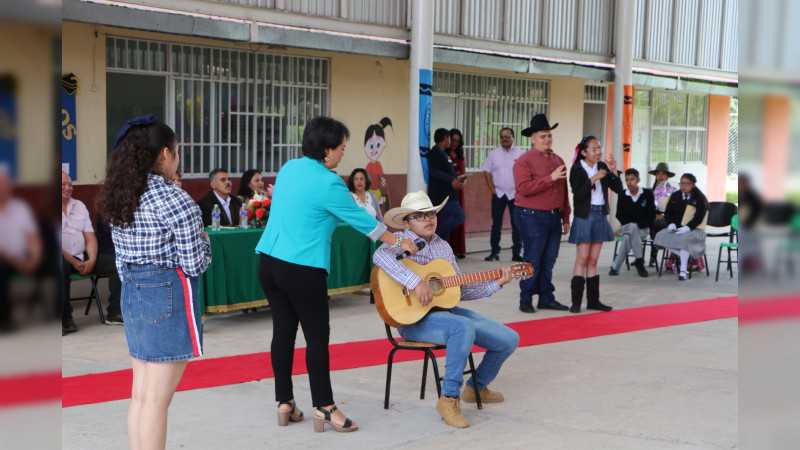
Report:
246,184,274,228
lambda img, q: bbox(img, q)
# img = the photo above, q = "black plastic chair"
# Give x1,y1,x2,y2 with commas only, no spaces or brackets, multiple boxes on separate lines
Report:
705,202,738,237
383,323,481,410
612,236,653,270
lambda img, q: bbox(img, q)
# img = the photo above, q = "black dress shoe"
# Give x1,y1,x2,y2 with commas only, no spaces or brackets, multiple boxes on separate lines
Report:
634,259,649,277
511,254,523,262
62,316,78,333
587,303,613,312
537,301,569,311
105,313,124,325
484,254,500,261
456,253,466,259
608,267,619,276
519,303,536,313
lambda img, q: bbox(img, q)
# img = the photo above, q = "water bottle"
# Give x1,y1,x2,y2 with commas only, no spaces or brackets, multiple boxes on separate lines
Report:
211,204,221,231
239,204,249,229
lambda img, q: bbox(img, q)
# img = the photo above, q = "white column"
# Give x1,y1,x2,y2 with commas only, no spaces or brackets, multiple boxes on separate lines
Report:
406,0,434,193
612,0,634,167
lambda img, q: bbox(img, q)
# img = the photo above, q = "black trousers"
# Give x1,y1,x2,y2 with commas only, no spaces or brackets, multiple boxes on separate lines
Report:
258,253,334,407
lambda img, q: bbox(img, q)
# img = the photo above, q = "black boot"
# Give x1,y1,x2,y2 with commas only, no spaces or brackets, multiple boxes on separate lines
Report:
633,258,649,277
586,275,612,312
569,276,584,313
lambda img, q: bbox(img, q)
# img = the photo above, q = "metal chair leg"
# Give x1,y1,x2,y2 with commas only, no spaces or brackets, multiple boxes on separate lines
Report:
715,245,723,282
420,352,430,400
467,354,482,410
384,348,398,409
429,351,442,398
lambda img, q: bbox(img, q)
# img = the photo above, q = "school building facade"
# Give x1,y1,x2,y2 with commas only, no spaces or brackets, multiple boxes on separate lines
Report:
61,0,738,236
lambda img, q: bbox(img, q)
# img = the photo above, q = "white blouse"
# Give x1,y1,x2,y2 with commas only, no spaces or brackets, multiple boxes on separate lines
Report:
351,192,378,219
580,160,606,205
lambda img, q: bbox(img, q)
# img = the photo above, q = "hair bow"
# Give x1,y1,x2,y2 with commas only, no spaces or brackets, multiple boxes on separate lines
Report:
113,114,160,150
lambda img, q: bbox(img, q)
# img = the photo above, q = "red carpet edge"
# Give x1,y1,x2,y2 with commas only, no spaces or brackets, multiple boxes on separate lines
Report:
62,296,738,408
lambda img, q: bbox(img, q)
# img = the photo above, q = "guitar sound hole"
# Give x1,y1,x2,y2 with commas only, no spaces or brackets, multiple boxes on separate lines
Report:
428,278,442,292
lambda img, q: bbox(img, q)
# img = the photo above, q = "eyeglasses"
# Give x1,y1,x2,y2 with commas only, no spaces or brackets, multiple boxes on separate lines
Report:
405,211,437,222
500,134,514,139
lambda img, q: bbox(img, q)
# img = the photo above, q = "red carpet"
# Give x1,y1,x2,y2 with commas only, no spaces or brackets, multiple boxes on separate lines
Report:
62,296,737,408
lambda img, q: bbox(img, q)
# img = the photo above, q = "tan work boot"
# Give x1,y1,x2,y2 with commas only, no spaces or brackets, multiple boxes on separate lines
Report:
436,395,469,428
462,384,504,403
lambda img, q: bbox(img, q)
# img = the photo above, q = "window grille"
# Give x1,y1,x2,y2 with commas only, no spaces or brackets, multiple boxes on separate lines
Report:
107,36,329,176
584,84,608,103
434,71,549,170
649,90,707,165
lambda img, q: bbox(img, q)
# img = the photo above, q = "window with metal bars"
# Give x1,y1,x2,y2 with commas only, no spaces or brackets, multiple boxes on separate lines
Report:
646,90,707,165
433,71,549,171
106,36,330,176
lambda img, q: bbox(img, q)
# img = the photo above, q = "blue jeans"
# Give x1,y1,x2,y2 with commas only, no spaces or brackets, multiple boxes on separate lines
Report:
514,208,563,306
398,306,519,398
436,200,466,242
490,194,521,256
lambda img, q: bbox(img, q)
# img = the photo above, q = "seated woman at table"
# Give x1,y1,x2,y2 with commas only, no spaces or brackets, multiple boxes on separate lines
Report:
97,115,211,450
653,173,708,281
236,169,268,205
255,116,419,433
347,168,384,223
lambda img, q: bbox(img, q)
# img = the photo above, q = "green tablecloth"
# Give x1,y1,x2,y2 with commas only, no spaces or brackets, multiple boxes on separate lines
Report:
199,223,378,314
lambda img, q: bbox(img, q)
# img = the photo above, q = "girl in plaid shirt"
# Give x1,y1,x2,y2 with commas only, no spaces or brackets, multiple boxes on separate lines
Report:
97,115,210,450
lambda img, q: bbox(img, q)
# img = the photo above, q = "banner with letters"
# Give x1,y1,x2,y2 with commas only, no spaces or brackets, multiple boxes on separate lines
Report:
62,73,79,179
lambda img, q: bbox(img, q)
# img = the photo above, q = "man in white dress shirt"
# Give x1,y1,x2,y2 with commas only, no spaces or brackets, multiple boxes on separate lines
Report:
482,128,525,262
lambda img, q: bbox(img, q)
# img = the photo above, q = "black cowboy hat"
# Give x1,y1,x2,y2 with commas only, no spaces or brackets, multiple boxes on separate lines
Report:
648,162,675,178
521,113,559,137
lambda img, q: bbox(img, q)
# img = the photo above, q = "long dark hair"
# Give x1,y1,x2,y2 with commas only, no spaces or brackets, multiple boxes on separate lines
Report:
97,122,177,227
347,168,371,193
237,169,261,200
364,117,392,145
572,135,597,164
449,128,464,161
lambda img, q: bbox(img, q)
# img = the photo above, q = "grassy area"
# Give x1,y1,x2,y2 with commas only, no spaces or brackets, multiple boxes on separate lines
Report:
726,191,737,203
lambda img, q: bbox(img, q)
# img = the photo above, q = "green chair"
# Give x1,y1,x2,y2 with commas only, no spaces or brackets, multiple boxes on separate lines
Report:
715,215,738,281
69,273,105,323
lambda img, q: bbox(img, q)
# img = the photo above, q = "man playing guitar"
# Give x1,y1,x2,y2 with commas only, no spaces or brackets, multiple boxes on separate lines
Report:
373,191,519,428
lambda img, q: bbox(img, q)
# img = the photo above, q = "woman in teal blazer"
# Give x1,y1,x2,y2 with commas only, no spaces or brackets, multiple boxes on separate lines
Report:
256,116,418,433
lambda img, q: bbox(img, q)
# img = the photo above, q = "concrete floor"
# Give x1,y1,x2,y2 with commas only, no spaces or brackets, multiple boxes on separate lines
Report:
62,235,739,449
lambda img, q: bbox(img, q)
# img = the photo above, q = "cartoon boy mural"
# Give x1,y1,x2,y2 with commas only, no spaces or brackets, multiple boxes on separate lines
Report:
364,117,392,210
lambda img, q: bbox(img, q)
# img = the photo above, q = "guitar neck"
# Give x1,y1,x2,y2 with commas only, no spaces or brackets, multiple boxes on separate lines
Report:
439,268,505,289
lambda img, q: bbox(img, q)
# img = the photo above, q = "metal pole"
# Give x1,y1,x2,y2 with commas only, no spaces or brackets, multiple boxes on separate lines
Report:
407,0,434,193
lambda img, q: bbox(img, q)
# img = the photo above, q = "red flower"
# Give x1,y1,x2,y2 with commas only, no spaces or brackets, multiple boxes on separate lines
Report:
247,209,253,219
263,198,272,207
251,200,261,207
255,208,266,219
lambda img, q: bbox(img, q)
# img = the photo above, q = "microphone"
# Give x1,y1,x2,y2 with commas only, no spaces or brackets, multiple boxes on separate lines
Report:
396,239,426,260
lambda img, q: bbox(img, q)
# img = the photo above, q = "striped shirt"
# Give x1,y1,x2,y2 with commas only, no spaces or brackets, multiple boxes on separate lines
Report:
372,229,500,301
112,173,211,278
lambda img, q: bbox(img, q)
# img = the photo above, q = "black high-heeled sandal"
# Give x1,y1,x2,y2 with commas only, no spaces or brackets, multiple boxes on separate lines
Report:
313,405,358,433
277,401,303,426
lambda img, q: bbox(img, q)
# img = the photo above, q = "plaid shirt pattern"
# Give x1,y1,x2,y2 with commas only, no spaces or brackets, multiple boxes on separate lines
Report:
372,229,500,301
113,174,211,278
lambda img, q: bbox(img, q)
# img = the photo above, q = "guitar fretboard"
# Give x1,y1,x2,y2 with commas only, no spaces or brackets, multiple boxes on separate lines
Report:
440,269,505,288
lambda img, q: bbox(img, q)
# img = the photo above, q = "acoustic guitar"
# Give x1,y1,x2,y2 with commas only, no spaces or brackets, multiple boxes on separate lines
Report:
371,258,534,328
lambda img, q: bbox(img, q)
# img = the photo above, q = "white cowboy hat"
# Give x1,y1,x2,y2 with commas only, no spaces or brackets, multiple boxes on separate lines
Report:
384,191,448,229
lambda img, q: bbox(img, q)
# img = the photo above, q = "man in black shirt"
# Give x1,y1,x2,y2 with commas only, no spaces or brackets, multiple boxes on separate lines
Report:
610,168,655,277
427,128,465,241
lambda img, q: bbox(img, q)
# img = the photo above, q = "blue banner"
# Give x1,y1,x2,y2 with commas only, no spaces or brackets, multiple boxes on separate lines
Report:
0,88,16,177
62,87,77,179
418,68,432,184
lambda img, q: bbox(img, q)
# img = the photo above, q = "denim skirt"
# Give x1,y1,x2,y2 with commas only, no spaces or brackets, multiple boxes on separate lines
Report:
568,205,615,244
119,263,203,362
